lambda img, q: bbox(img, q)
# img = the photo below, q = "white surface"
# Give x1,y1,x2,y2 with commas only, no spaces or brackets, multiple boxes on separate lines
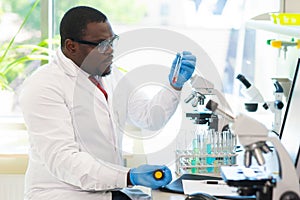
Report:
182,179,238,196
246,20,300,38
152,190,185,200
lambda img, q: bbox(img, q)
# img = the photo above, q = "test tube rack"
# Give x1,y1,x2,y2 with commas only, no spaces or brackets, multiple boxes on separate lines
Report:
175,150,238,175
175,129,238,176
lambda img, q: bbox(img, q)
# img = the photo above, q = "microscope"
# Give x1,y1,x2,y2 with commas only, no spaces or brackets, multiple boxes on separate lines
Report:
206,99,300,200
237,74,285,134
184,75,232,132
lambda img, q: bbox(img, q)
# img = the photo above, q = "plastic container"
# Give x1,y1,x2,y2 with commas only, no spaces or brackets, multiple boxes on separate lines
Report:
270,13,300,25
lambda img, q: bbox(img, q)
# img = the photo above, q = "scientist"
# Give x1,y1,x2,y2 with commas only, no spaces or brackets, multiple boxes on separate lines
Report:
19,6,196,200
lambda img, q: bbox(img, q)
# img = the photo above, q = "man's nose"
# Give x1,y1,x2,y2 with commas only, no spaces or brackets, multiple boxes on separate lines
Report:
104,45,114,55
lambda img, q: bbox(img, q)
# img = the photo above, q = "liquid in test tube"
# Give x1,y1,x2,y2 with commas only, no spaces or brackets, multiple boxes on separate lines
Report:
172,53,182,84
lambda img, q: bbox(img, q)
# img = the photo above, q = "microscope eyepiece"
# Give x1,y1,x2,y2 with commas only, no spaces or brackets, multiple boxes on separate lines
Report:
237,74,252,89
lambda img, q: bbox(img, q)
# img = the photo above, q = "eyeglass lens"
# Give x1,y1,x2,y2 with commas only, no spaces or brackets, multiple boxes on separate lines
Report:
97,35,119,53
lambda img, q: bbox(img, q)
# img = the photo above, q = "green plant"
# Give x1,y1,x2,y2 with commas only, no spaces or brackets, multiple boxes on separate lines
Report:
0,41,54,89
0,0,51,90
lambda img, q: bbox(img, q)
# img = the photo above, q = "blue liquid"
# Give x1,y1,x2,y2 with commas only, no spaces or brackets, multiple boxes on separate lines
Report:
206,144,215,173
191,159,197,173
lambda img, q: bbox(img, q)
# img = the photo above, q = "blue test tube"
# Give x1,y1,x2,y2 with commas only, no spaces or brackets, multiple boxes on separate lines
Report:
206,130,215,173
192,138,198,173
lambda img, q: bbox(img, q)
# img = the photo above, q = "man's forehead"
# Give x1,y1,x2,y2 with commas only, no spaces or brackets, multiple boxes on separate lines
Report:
83,21,114,38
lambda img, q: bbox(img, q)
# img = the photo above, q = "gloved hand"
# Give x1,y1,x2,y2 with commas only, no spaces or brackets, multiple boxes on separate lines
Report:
169,51,196,89
129,164,172,189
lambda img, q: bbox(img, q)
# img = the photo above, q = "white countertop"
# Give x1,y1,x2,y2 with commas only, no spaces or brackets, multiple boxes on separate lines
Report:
152,190,186,200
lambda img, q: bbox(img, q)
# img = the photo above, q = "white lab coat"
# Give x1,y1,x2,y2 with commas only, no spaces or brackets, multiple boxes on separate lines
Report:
19,48,181,200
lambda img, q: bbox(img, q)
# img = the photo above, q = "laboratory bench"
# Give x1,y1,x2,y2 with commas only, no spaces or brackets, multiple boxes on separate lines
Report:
151,190,241,200
152,190,186,200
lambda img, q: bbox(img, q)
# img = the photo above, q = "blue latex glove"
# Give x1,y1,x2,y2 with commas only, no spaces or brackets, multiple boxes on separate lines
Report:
169,51,196,89
129,164,172,189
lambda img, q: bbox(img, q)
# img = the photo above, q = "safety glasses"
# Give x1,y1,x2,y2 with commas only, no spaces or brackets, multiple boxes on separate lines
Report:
71,34,119,53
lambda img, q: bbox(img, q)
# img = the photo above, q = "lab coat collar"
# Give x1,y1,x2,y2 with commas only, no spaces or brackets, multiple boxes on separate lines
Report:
56,47,87,78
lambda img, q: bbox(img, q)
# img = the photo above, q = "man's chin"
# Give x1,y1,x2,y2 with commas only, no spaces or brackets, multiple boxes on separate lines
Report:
101,66,112,77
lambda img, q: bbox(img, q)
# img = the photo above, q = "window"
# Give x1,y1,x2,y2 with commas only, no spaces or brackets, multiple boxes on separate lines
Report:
0,0,42,154
2,0,287,162
0,0,41,115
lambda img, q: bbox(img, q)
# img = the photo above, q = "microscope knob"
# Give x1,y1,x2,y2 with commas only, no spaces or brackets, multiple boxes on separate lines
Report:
244,150,252,168
274,100,284,110
199,97,205,105
263,102,269,110
279,191,300,200
184,92,196,103
260,143,272,153
192,97,199,107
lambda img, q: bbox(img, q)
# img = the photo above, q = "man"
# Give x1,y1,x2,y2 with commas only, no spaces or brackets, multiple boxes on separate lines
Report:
20,6,196,200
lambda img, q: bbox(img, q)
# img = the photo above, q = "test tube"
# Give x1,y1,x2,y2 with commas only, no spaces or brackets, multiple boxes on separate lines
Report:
222,130,231,165
197,129,206,166
172,53,182,84
212,130,218,155
175,131,184,153
230,133,237,165
191,159,197,174
206,130,215,173
216,131,221,155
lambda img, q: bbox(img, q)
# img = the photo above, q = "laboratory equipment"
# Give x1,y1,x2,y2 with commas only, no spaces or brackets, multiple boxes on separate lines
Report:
176,75,237,176
269,13,300,25
169,51,196,89
206,99,300,200
175,129,237,175
267,39,300,59
184,75,214,106
237,74,285,134
265,80,284,134
185,75,233,131
172,53,182,84
236,74,265,107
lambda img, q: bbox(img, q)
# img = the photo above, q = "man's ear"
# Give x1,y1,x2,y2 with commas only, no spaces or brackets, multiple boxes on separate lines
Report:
65,39,77,54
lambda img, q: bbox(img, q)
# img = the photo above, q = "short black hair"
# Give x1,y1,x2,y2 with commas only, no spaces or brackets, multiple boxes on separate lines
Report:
60,6,107,47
